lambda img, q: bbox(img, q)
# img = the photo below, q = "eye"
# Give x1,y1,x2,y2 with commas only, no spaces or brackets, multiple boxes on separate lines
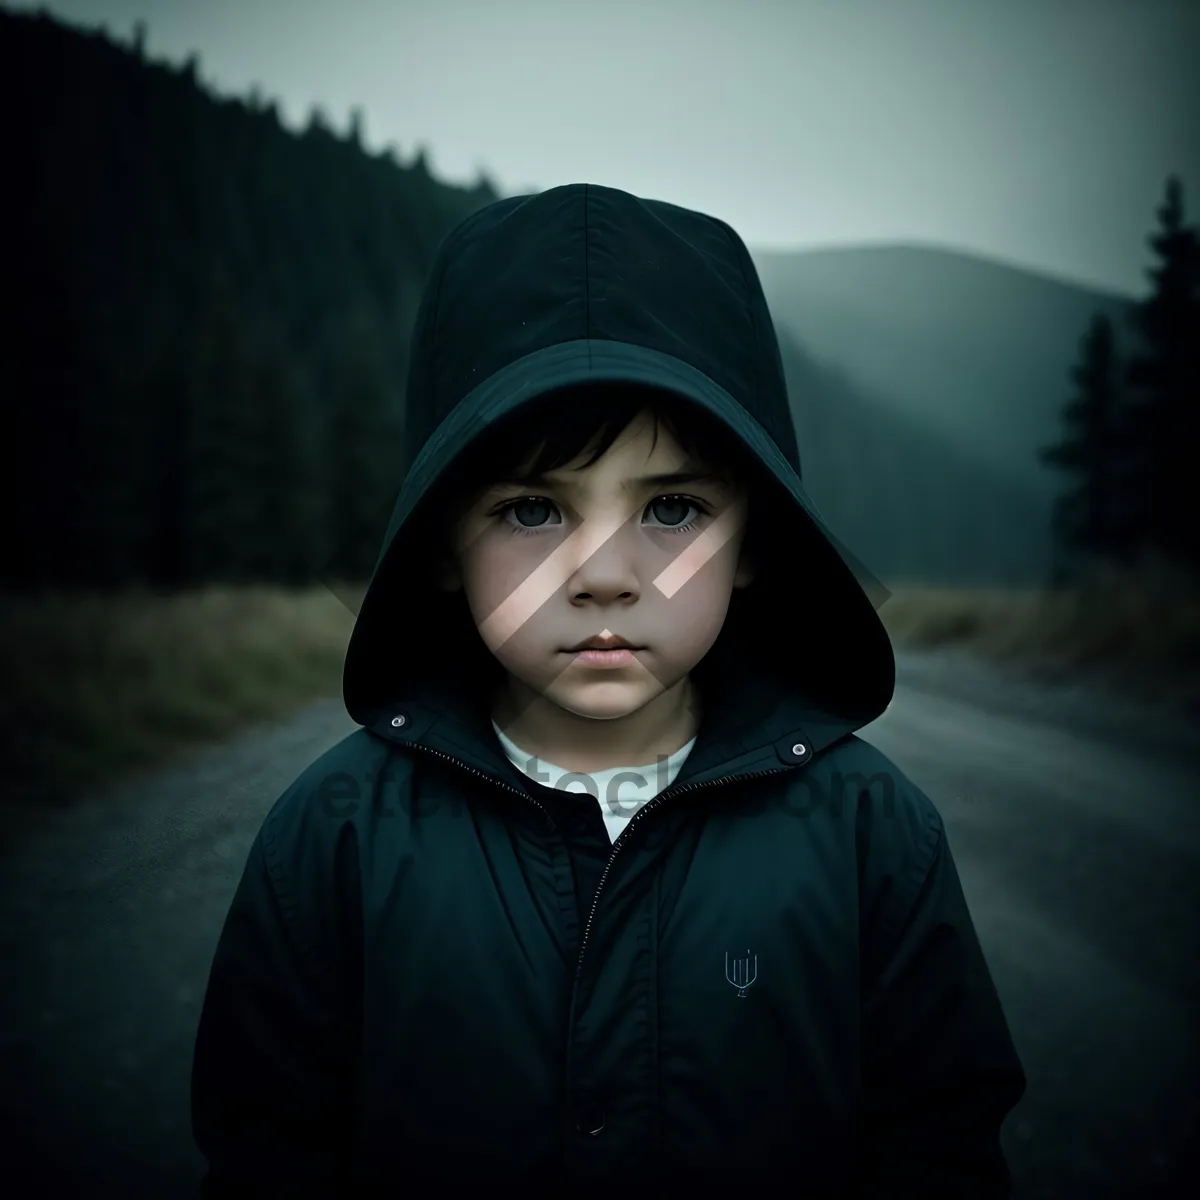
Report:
496,495,710,537
502,498,559,534
644,496,705,532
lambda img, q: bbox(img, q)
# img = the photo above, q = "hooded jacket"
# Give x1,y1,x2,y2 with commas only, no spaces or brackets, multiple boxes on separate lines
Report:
191,183,1027,1197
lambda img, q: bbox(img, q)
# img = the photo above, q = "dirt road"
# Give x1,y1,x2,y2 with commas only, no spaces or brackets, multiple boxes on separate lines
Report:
1,648,1196,1197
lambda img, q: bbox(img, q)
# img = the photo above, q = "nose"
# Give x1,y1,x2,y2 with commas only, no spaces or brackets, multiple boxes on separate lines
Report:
565,531,642,602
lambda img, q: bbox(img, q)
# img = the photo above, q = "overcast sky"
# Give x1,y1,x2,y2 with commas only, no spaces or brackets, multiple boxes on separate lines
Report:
7,0,1198,296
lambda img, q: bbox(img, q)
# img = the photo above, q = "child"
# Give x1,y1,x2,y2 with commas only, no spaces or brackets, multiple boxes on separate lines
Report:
191,182,1027,1197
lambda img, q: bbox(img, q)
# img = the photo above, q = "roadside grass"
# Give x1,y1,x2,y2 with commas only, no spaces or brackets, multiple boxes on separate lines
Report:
0,582,363,845
1,553,1196,844
878,550,1200,712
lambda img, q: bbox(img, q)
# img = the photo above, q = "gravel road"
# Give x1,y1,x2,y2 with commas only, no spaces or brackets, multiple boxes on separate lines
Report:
1,647,1196,1198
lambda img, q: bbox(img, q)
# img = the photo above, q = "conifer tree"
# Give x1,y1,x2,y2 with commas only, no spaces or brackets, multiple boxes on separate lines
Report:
1121,175,1200,579
0,7,499,592
1040,314,1131,584
178,264,261,584
323,309,405,581
248,318,331,584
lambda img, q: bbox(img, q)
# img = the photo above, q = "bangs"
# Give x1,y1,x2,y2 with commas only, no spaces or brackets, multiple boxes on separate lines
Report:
444,383,750,498
417,381,777,571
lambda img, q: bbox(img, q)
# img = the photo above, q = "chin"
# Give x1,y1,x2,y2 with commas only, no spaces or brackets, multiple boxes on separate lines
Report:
556,688,655,721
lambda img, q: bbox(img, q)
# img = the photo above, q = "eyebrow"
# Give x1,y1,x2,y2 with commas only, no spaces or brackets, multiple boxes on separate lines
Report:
489,470,730,493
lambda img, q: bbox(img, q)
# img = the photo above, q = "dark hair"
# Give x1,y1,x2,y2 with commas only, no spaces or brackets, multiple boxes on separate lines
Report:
419,382,773,569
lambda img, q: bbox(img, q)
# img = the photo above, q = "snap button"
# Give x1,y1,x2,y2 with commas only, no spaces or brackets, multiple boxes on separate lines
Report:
391,714,407,728
773,732,812,765
576,1107,605,1136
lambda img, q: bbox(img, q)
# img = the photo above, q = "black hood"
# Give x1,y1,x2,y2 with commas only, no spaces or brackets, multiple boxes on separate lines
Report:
343,183,894,781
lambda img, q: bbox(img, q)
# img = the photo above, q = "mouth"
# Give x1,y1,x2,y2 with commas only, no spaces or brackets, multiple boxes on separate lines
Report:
564,645,640,668
564,638,642,652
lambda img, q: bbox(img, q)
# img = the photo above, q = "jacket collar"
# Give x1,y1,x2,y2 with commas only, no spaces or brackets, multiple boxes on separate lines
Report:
357,641,872,799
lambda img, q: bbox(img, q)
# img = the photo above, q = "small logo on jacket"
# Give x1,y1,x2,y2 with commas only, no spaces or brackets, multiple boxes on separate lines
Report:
725,949,757,997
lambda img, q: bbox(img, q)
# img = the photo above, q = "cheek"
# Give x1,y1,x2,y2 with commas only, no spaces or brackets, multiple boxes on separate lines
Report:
461,539,554,653
657,574,737,657
661,538,743,626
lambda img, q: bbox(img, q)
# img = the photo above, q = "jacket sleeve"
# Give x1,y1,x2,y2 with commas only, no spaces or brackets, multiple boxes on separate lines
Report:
191,803,360,1198
856,799,1027,1198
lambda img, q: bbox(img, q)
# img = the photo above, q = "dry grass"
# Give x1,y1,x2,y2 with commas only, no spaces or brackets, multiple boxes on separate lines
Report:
878,550,1200,712
1,553,1196,843
0,582,363,834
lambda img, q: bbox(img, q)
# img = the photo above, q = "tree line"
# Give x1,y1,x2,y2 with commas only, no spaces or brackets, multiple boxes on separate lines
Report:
1040,176,1199,589
0,9,498,593
3,8,1193,599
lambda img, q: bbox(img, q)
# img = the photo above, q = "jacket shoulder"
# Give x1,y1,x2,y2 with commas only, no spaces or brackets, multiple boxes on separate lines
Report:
215,728,395,997
817,732,944,847
815,734,946,939
259,725,404,847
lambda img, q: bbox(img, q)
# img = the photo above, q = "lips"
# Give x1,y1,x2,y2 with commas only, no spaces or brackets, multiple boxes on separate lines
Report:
567,635,640,652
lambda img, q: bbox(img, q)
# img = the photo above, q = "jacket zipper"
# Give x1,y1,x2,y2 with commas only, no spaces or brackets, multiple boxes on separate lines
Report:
572,764,794,982
400,738,794,981
401,742,557,830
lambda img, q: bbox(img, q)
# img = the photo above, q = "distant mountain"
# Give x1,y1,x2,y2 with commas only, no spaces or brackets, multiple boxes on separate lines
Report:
750,244,1139,590
0,9,1146,597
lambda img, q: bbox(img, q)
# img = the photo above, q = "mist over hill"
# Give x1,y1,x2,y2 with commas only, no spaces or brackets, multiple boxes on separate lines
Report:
751,245,1139,589
2,6,1142,598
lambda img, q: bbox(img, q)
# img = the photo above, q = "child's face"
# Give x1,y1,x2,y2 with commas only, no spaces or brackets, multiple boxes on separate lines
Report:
438,408,754,737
